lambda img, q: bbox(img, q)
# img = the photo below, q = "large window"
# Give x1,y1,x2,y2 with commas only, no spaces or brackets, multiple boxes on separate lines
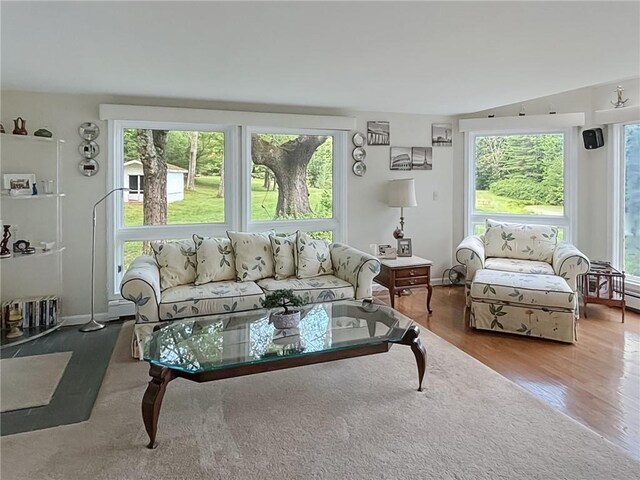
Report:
621,123,640,279
110,121,346,296
466,129,575,238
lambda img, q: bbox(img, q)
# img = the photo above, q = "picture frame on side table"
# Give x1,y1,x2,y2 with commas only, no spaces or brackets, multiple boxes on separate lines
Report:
377,244,397,259
397,238,412,257
3,174,36,195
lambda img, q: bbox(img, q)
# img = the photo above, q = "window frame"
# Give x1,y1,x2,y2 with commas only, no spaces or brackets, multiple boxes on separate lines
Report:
464,127,578,242
242,126,347,242
609,121,640,286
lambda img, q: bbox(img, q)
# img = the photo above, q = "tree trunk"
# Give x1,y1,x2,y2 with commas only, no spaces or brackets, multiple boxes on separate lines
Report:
187,131,198,191
217,168,224,198
251,135,328,217
137,129,168,227
263,169,271,190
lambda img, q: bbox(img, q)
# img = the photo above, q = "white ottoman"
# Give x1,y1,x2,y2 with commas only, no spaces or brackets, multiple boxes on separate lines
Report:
470,269,577,343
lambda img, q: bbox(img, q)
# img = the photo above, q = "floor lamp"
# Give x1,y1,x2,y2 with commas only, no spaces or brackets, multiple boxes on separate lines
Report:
80,187,129,332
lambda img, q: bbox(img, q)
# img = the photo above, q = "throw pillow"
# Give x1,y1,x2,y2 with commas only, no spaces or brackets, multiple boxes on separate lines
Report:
227,231,275,282
484,219,558,263
269,233,297,280
192,235,236,285
296,231,333,279
151,239,197,291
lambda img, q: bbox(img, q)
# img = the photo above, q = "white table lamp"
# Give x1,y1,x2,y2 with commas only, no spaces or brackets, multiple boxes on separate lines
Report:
388,178,417,239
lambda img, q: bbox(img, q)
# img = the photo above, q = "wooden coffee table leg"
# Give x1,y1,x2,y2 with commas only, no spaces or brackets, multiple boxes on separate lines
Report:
142,364,174,449
426,283,433,314
399,325,427,391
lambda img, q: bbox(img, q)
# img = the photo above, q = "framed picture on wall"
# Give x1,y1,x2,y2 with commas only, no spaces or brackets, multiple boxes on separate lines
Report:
432,123,453,146
411,147,432,170
397,238,412,257
390,147,412,170
367,121,390,145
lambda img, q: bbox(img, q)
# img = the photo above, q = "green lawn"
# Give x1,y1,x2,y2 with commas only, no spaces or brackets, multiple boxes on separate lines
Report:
475,190,563,216
125,176,330,225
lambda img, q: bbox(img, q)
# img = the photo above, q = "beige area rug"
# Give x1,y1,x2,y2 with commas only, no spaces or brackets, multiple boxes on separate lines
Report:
0,352,72,413
1,322,638,480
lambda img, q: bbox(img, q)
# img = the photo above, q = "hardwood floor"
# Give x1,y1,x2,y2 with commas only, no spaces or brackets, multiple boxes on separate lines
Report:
378,286,640,461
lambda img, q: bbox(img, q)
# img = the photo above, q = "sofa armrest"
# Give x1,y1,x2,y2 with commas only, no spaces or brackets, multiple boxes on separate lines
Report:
120,255,161,324
455,235,485,283
330,243,381,299
553,242,590,291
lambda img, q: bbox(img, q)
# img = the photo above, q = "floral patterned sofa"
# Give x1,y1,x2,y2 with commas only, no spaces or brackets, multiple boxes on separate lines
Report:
121,231,381,357
456,219,589,343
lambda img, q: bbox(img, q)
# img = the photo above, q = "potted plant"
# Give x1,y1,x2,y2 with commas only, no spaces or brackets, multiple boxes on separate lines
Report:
261,289,306,329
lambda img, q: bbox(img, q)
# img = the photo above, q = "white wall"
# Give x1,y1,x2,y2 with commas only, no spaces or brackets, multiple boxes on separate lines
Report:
453,77,640,263
0,91,456,319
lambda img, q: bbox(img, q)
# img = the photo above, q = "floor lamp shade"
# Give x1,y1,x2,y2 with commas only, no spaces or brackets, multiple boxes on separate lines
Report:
388,179,417,208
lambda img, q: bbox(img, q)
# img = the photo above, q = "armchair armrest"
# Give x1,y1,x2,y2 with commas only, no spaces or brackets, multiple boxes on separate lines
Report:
330,243,381,299
553,242,590,291
120,255,161,324
455,235,485,283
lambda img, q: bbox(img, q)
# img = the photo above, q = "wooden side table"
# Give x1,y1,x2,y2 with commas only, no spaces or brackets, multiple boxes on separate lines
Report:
577,261,625,322
374,255,433,313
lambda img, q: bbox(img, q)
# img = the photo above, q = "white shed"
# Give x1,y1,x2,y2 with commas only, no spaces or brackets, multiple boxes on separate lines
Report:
123,160,188,204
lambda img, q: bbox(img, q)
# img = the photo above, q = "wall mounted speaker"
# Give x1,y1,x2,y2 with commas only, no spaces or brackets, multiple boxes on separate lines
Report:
582,128,604,149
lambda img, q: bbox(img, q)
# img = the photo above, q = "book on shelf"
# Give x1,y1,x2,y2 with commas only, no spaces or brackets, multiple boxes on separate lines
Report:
1,296,60,331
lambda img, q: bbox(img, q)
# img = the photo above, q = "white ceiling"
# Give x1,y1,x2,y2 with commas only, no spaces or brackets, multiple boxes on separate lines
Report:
1,1,639,115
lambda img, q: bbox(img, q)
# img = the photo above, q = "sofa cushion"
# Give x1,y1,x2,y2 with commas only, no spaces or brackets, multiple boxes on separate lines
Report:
485,258,555,275
193,235,236,285
151,240,197,291
296,231,333,279
270,233,296,280
227,231,275,282
471,269,575,311
257,275,354,304
484,219,558,263
159,281,264,320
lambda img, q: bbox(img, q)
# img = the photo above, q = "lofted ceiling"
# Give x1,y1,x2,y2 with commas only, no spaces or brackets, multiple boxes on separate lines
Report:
1,1,639,115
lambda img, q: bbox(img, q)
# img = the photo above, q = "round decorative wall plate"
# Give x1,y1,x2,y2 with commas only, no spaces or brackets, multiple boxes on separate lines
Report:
79,158,99,176
352,147,366,161
352,132,366,147
78,122,100,141
79,140,100,159
352,161,367,177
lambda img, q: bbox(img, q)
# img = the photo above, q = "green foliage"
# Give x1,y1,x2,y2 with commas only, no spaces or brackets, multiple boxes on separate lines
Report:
624,124,640,277
260,289,306,314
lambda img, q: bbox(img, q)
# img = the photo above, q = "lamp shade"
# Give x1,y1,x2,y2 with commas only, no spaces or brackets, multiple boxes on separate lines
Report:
388,178,417,208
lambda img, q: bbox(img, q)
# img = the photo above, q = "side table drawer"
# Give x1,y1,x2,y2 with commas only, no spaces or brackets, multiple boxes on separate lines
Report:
396,266,430,278
396,276,429,287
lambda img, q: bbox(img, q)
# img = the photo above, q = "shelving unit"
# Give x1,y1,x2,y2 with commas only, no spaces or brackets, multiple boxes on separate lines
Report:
1,133,65,348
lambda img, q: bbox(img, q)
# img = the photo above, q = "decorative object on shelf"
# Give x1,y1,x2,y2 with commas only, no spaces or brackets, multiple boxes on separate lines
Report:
13,240,36,255
40,241,55,251
34,128,53,138
261,289,306,329
367,121,390,145
352,131,366,147
79,187,130,332
431,123,452,147
377,244,397,259
1,225,12,258
388,178,417,239
6,304,24,339
0,123,5,133
79,140,99,159
3,173,36,196
32,181,38,195
352,146,366,161
411,147,432,170
352,161,366,177
611,85,629,109
397,238,413,257
40,180,54,194
78,122,100,141
78,158,99,176
12,117,27,135
390,147,411,171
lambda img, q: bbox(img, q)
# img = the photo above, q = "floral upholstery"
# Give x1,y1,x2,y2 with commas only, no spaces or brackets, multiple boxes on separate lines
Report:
151,239,197,290
121,255,161,324
296,231,333,279
193,235,236,284
455,235,485,307
227,231,275,282
330,243,381,299
257,276,354,304
484,219,558,263
159,281,264,320
484,258,555,275
471,269,576,311
553,241,590,291
270,233,296,280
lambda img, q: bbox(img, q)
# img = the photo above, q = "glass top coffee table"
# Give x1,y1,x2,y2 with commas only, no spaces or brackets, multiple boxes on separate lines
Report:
141,299,427,448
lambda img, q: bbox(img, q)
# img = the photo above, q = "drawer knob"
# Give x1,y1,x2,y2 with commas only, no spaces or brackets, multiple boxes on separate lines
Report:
409,269,416,275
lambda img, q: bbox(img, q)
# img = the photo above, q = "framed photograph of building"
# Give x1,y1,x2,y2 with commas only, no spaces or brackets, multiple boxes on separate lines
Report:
390,147,412,170
432,123,452,147
397,238,412,257
367,121,390,146
411,147,433,170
